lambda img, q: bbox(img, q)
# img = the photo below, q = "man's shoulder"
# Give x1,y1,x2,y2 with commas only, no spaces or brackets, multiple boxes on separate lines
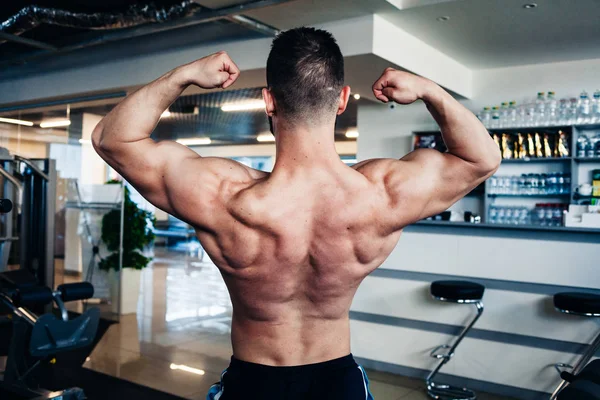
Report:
351,158,402,181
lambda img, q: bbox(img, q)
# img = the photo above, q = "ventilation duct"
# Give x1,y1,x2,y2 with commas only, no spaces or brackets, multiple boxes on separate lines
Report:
1,1,203,37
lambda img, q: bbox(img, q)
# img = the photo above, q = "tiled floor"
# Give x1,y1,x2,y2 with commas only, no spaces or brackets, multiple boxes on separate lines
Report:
80,247,512,400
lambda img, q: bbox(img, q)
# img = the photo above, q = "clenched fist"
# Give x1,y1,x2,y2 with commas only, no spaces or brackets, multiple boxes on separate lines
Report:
181,51,240,90
372,68,435,105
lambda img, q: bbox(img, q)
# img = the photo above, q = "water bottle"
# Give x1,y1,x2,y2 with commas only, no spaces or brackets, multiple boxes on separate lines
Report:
577,90,591,125
508,101,518,127
546,91,558,125
545,205,554,227
489,207,498,224
592,90,600,123
480,107,491,128
499,102,509,128
569,98,579,125
535,92,546,126
552,205,563,227
557,98,569,125
491,106,500,129
497,207,505,224
577,135,589,157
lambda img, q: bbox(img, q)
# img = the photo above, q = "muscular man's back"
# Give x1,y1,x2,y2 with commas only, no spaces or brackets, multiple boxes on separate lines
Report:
92,27,500,399
196,163,402,365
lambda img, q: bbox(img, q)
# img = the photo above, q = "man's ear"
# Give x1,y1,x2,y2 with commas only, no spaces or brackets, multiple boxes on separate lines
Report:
262,88,276,116
337,86,352,115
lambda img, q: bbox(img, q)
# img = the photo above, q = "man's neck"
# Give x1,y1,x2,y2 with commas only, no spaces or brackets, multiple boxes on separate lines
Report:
273,122,342,170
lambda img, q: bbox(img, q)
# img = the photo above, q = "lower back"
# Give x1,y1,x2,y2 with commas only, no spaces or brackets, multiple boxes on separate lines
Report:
230,311,352,366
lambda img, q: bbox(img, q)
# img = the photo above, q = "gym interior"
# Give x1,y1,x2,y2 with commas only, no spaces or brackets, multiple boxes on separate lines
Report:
0,1,599,399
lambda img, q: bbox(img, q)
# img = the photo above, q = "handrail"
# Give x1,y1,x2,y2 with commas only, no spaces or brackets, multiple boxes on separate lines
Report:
14,156,49,181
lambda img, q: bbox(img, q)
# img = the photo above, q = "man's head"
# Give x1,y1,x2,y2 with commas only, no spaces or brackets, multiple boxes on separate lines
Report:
263,27,350,128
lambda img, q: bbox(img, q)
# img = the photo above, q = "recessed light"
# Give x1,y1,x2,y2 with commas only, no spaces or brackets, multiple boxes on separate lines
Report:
221,100,266,112
176,138,211,146
257,133,275,142
345,128,359,139
0,117,34,127
353,94,361,100
436,16,450,22
523,3,537,9
40,119,71,128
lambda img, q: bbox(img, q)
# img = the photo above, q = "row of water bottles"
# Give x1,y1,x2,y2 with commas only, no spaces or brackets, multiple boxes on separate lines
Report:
489,204,567,227
489,206,531,225
478,90,600,129
488,173,571,196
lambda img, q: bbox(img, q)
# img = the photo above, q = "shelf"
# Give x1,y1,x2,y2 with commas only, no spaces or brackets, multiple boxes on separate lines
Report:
487,193,571,198
500,157,571,163
414,220,600,234
573,193,599,201
573,157,600,163
65,201,122,211
414,124,600,137
489,126,572,134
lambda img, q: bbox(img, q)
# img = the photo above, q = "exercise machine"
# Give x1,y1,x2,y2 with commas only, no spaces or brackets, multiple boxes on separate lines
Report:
0,268,99,399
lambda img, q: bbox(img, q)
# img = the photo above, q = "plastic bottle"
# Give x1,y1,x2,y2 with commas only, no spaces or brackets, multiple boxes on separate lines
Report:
577,135,589,158
499,102,510,128
480,107,491,128
569,98,579,125
546,91,558,126
491,106,500,129
577,90,591,125
508,101,518,127
535,92,546,126
592,89,600,124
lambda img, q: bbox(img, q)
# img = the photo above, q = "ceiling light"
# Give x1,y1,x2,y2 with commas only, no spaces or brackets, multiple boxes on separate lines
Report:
161,110,172,118
353,94,361,100
0,117,34,127
169,363,205,375
523,3,537,8
40,119,71,129
176,138,211,146
436,16,450,22
345,128,359,139
221,100,266,112
256,133,275,142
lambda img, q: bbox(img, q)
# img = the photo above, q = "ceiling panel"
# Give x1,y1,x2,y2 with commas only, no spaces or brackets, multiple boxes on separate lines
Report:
381,0,600,69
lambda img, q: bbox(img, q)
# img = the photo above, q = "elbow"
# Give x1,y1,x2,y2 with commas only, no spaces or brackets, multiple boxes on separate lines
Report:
479,148,502,178
91,121,106,154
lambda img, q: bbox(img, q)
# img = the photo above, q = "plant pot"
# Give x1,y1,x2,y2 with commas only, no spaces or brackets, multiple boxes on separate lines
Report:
108,267,142,315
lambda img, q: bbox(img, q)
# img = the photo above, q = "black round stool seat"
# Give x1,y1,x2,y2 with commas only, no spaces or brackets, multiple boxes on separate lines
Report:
554,292,600,316
431,280,485,302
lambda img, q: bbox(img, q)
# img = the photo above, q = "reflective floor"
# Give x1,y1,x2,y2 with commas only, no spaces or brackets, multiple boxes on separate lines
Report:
83,247,511,400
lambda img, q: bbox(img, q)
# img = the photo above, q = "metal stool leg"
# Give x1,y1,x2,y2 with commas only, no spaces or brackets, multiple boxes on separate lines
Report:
426,301,484,400
550,329,600,400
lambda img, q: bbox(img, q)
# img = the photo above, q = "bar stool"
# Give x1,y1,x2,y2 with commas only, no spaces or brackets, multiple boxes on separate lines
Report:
550,292,600,400
426,280,485,400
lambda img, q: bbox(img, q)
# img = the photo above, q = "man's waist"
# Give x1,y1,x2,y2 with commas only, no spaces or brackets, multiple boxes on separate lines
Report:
227,354,357,377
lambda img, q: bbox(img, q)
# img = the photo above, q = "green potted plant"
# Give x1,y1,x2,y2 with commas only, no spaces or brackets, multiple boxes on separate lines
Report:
99,180,155,314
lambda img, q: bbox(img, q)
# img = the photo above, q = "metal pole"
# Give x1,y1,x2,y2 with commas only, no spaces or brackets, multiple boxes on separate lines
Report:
550,329,600,400
0,31,57,51
117,184,125,319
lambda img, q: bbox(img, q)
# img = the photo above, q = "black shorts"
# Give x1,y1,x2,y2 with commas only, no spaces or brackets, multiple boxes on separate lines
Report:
206,354,374,400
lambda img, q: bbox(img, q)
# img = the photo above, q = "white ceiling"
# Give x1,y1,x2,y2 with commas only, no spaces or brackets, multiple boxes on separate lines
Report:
201,0,600,70
378,0,600,69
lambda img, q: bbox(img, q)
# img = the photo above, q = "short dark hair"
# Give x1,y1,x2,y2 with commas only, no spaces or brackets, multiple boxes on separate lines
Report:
266,27,344,122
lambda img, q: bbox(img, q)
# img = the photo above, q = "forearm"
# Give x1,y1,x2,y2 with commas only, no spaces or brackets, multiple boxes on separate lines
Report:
93,65,191,149
422,84,500,170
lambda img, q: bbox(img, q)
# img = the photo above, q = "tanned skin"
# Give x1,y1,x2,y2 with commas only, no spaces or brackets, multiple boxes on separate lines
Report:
93,53,501,366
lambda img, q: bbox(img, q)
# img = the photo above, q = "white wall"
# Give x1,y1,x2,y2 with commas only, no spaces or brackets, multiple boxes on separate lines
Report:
353,57,600,397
